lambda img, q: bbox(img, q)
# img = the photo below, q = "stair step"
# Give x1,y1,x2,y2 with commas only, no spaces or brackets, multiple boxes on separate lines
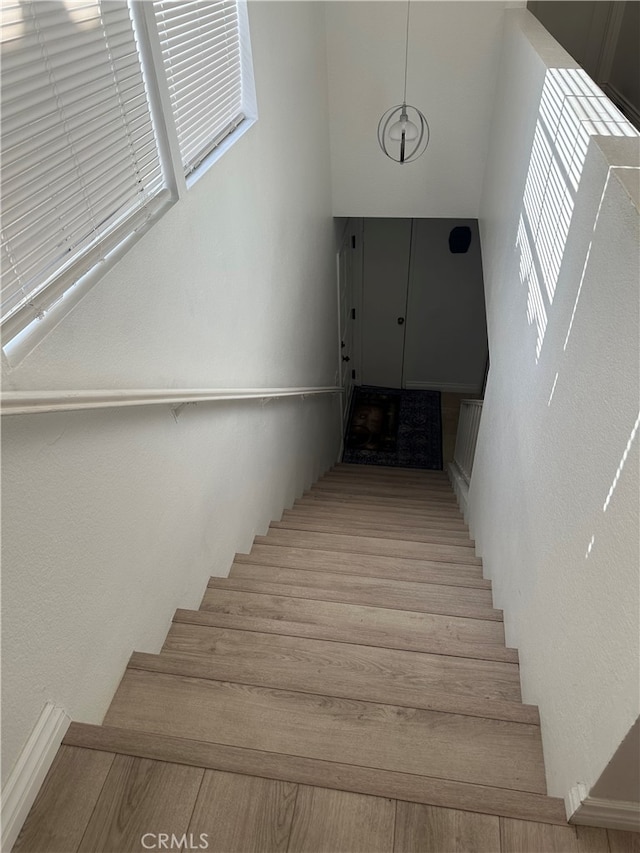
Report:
63,723,567,825
138,653,536,725
297,495,463,518
323,469,453,486
313,480,456,500
215,568,501,621
235,545,488,587
273,518,473,547
334,463,449,480
104,669,546,793
254,529,480,565
157,627,529,720
180,591,514,660
285,505,468,530
307,487,457,508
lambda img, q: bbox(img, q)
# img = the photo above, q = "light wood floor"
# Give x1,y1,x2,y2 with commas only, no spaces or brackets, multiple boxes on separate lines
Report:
14,464,639,853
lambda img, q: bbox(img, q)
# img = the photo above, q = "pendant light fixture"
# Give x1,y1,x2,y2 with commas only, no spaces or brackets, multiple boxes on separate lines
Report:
377,0,429,164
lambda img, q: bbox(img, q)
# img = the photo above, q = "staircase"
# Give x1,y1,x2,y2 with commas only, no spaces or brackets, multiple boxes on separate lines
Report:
16,463,618,852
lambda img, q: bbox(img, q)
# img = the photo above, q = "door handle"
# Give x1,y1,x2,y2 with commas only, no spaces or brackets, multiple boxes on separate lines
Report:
397,317,405,325
342,355,351,362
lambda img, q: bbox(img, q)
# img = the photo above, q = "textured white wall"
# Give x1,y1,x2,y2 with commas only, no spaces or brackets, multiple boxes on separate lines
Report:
472,9,640,804
325,1,506,218
1,1,341,785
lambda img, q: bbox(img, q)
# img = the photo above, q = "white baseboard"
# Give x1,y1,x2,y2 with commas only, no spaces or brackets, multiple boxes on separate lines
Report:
566,783,640,832
404,381,483,394
1,703,70,852
447,461,470,522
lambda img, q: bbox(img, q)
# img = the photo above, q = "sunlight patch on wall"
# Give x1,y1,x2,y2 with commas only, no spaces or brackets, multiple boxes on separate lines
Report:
585,534,595,560
603,412,640,512
547,371,559,406
516,68,638,364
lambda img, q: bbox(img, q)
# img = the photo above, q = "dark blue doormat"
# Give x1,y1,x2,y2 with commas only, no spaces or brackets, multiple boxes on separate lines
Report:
343,386,442,470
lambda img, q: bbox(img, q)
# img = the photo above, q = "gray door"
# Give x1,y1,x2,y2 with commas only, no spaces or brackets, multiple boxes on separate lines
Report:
403,219,488,393
360,218,488,393
337,229,356,428
361,218,411,387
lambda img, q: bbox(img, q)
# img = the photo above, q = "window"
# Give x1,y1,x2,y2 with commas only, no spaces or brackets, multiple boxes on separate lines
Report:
1,0,255,351
153,1,245,175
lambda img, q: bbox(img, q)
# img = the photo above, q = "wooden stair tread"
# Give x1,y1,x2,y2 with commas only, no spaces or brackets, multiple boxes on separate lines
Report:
104,669,547,793
285,506,468,531
254,529,481,565
312,474,455,492
236,545,488,587
297,497,464,520
333,463,450,479
294,498,465,523
304,490,460,510
63,723,568,825
156,634,529,718
133,643,534,723
273,518,474,546
178,591,515,661
312,482,456,500
321,470,452,486
212,569,502,621
160,626,524,709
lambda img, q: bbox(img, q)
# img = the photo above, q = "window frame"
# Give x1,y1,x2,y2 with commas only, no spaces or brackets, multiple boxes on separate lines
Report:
2,0,256,366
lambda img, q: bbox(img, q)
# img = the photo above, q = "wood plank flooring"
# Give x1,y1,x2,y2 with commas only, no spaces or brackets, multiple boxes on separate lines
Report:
15,463,637,852
15,745,636,853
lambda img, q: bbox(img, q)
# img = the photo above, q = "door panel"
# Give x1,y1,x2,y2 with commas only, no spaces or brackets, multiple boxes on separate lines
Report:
361,218,411,388
403,219,488,392
338,230,355,427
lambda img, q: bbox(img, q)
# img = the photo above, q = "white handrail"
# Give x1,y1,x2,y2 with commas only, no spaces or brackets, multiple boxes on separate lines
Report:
0,387,341,416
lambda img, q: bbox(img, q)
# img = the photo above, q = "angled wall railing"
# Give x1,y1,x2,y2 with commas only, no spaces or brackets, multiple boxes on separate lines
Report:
0,387,342,417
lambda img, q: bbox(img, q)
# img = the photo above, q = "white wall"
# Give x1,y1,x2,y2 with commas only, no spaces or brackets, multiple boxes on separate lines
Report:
472,9,640,806
1,1,341,786
325,1,506,218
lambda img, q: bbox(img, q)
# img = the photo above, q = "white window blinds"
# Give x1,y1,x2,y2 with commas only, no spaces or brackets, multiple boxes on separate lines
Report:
1,1,168,338
153,1,244,175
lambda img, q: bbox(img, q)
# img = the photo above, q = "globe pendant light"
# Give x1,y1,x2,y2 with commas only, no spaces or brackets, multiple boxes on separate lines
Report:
377,0,429,164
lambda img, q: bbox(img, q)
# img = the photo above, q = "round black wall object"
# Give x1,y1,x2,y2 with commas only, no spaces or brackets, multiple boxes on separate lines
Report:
449,226,472,254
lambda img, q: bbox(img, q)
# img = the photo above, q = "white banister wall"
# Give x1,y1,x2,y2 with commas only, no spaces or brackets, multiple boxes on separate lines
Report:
453,400,483,484
0,0,341,799
472,8,639,817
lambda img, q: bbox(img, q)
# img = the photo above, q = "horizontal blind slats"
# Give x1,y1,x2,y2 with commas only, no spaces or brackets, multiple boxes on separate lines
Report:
5,164,164,298
4,133,160,238
159,30,239,76
2,60,145,127
2,114,153,194
156,9,236,46
171,81,241,133
2,85,149,156
7,148,162,262
152,0,244,172
2,191,171,335
0,0,165,328
160,38,240,86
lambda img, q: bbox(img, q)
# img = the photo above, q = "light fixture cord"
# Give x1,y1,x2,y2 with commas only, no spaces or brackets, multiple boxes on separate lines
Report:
402,0,411,104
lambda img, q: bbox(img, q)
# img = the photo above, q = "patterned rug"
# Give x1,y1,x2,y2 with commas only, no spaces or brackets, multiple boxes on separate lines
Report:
343,386,443,470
